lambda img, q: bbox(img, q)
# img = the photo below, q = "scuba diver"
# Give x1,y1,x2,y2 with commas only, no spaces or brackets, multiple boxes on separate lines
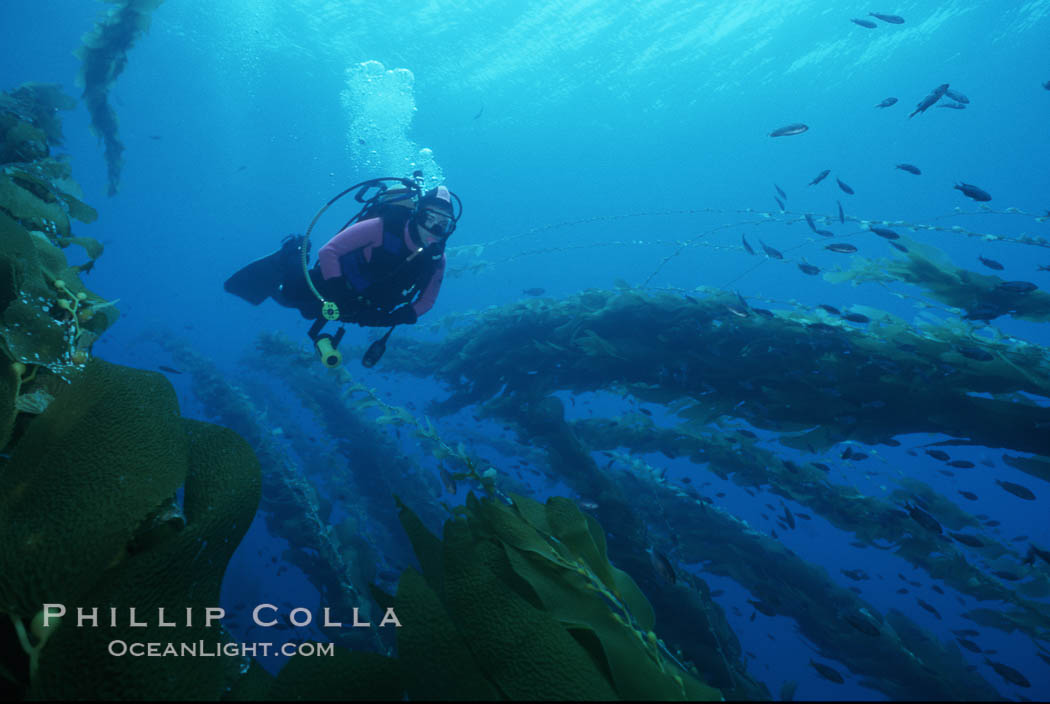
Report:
224,176,461,367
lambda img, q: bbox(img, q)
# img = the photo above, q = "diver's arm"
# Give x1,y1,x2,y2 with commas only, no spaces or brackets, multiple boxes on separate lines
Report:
317,218,383,279
412,257,445,317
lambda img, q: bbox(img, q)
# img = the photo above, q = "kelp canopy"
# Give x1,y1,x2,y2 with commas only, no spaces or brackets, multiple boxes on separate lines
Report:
386,284,1050,457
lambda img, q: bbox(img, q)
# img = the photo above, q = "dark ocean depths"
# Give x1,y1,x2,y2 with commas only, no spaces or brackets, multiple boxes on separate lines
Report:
2,0,1049,699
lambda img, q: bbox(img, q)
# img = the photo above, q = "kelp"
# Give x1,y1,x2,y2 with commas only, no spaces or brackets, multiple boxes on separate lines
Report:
1,87,117,451
828,240,1050,323
0,83,76,149
76,0,166,195
386,288,1050,457
572,417,1050,642
497,393,1005,699
143,333,386,653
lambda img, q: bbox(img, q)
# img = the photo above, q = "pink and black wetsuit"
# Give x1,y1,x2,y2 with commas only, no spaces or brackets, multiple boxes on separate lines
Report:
317,215,445,318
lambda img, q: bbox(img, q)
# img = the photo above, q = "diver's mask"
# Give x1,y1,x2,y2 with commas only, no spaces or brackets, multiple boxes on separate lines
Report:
418,207,455,239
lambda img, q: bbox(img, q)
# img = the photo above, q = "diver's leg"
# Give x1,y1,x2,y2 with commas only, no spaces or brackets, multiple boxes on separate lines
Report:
224,235,303,305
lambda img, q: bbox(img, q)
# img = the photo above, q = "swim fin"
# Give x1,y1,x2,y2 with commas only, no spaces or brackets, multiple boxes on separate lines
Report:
224,236,301,305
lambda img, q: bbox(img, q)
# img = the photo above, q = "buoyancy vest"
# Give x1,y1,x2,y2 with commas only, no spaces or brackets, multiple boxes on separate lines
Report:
337,208,443,312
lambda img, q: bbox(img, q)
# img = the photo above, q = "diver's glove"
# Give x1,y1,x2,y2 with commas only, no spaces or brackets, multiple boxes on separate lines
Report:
318,275,351,302
388,306,418,325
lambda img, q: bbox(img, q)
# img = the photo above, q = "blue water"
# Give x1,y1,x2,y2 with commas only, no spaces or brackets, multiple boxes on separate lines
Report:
3,0,1049,699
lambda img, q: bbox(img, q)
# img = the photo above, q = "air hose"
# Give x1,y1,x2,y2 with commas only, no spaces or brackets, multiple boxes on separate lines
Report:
299,176,423,321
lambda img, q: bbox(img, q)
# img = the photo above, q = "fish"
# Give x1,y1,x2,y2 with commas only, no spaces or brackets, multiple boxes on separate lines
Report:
1023,545,1050,566
1037,651,1050,667
826,243,858,253
753,307,775,318
888,241,909,253
910,83,950,118
963,303,1002,321
578,500,599,510
950,532,984,548
870,226,899,240
947,460,974,468
522,288,547,296
650,549,676,584
842,446,853,459
985,658,1031,688
810,660,845,684
818,304,841,315
905,502,942,534
836,178,854,195
925,449,950,461
781,503,796,530
851,18,878,28
760,240,784,259
977,256,1004,270
158,365,183,374
895,163,921,175
796,513,811,520
991,570,1020,581
870,12,905,23
932,585,944,595
815,229,836,237
439,467,457,494
775,183,787,199
812,462,831,472
1045,81,1050,90
851,452,869,461
996,479,1036,500
917,598,942,619
841,569,869,581
937,101,967,110
996,280,1037,293
876,97,898,108
953,628,980,637
843,611,881,637
809,169,831,186
985,519,1001,527
798,262,821,275
896,587,908,594
748,598,777,616
473,105,484,120
775,196,785,211
956,638,982,653
737,429,757,439
957,346,993,362
804,213,818,232
1010,535,1028,543
837,201,845,223
841,313,870,324
770,123,809,137
742,234,755,255
946,87,969,103
954,182,992,201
